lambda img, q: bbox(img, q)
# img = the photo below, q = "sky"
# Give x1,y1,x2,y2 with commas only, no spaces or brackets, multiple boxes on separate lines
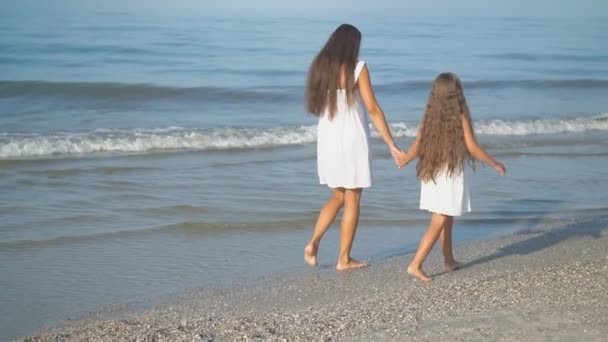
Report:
2,0,607,18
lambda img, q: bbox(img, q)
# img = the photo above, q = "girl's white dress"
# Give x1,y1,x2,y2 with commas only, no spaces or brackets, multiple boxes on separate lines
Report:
419,167,471,217
317,61,371,189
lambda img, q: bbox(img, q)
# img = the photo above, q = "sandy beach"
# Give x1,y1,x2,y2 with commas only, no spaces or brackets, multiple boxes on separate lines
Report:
3,6,608,341
20,216,608,342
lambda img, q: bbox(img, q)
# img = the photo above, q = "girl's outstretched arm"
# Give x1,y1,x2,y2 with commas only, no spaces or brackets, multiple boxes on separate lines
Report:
397,129,421,168
462,114,506,175
358,65,401,163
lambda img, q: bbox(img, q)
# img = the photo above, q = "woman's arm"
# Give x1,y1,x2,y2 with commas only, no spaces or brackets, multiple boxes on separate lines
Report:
462,114,506,175
358,65,401,162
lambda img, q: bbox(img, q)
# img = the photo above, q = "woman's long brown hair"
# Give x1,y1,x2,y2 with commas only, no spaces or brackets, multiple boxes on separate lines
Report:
306,24,361,119
416,73,476,182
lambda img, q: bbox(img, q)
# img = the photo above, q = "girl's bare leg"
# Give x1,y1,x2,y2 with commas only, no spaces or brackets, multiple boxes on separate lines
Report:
304,188,345,266
440,217,463,272
336,188,368,271
407,213,450,282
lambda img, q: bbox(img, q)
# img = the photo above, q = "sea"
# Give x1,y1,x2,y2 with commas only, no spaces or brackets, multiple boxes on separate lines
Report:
1,7,608,341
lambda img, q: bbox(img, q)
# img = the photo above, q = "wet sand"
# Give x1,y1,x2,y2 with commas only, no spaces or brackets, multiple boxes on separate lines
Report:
22,216,608,341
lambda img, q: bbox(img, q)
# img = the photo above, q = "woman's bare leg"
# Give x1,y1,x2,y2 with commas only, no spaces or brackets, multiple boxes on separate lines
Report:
336,188,368,271
407,213,449,282
304,188,345,266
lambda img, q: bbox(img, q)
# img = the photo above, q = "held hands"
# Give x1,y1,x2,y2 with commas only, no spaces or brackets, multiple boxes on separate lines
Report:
493,162,506,176
389,145,408,168
389,145,403,167
396,150,409,168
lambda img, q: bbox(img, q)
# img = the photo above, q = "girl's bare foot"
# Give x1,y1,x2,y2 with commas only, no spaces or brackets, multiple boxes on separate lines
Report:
336,258,368,271
407,265,432,283
304,243,318,267
445,260,463,272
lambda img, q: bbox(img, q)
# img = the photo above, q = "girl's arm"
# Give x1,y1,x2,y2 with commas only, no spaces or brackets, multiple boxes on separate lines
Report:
358,65,401,162
462,114,506,175
397,130,421,168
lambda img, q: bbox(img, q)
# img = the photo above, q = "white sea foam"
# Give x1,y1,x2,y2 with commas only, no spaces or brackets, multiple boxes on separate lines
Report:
0,126,318,159
384,114,608,137
474,114,608,136
1,115,606,159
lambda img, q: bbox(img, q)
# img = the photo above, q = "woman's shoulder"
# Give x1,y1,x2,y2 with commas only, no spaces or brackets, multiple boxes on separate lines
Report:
355,60,366,79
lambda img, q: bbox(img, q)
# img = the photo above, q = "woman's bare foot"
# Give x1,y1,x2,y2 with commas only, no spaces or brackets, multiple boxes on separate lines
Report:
407,265,432,283
304,243,318,267
336,258,368,271
445,260,463,272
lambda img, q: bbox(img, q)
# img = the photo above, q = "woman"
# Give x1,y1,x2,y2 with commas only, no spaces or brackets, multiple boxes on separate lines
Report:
304,23,401,271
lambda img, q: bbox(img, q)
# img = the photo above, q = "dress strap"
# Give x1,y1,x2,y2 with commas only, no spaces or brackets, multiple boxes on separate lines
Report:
354,60,366,81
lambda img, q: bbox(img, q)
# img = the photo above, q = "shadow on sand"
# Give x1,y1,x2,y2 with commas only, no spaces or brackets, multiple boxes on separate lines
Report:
458,217,607,271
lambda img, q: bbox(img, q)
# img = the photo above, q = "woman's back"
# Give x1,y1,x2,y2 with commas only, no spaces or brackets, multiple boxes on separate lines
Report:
319,61,367,120
316,60,371,189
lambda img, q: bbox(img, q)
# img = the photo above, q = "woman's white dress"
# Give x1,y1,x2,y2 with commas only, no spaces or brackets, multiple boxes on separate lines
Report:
419,167,471,217
316,61,371,189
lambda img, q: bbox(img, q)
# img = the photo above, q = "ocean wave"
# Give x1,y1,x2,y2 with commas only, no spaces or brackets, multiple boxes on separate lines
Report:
374,79,608,93
0,126,318,159
4,212,606,251
2,78,608,102
0,80,293,102
1,115,607,159
389,114,608,137
475,114,608,135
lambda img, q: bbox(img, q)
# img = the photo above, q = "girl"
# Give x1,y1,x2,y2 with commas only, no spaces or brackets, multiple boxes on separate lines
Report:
304,24,401,271
397,73,506,282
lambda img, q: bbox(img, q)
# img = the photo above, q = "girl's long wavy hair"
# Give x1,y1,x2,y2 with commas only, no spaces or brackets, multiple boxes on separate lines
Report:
416,73,476,182
306,24,361,119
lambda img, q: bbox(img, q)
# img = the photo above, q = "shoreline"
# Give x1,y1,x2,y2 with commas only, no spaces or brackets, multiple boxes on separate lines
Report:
21,215,608,341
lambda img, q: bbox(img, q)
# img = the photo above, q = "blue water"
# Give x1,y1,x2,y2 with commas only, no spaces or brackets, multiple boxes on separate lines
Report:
1,8,608,341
